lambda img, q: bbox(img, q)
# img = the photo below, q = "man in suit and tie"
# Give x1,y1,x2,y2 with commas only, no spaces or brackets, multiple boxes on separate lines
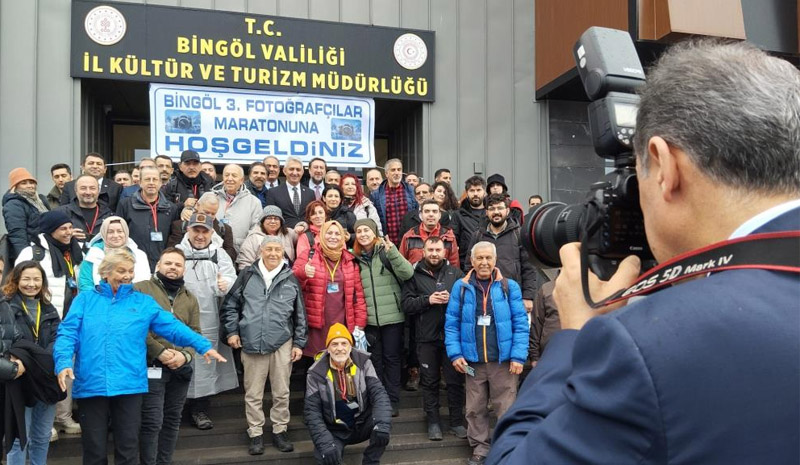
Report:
488,40,800,464
307,157,327,201
59,152,123,212
265,156,315,231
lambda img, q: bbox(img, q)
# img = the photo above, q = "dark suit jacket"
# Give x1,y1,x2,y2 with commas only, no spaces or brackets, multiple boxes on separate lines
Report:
488,207,800,465
264,183,315,228
59,178,122,212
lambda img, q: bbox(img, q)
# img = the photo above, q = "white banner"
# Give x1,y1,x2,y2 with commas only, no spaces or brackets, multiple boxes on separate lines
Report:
149,83,375,168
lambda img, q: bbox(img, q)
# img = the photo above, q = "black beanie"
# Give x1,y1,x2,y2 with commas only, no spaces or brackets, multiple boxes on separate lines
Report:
38,210,72,235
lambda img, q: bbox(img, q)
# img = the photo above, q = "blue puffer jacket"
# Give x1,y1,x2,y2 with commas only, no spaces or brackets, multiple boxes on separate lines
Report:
369,180,418,237
444,269,529,364
53,281,212,398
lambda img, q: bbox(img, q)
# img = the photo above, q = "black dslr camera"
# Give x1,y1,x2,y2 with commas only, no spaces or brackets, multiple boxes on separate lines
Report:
522,27,655,283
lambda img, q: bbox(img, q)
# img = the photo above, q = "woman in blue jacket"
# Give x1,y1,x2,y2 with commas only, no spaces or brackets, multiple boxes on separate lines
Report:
54,248,226,465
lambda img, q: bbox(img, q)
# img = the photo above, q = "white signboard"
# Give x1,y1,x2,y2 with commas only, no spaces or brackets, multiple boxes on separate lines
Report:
149,83,375,168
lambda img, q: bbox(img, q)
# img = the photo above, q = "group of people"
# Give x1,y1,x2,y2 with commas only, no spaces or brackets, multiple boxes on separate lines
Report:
1,147,550,465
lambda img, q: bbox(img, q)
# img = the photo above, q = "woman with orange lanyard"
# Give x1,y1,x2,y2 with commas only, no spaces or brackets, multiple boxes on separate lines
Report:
293,220,367,359
2,261,62,465
15,211,83,320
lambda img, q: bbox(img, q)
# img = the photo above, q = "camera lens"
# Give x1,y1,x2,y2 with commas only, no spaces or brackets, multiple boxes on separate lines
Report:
522,202,585,267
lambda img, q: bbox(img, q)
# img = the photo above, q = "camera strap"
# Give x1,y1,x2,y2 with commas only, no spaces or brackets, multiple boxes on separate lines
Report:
586,230,800,309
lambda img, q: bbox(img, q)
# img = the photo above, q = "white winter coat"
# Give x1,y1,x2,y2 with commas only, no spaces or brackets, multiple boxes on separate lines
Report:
212,183,263,253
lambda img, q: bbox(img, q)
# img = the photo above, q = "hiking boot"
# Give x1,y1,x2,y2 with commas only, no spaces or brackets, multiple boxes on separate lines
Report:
54,417,82,435
405,367,420,391
248,435,264,455
191,411,213,430
49,428,58,442
449,425,468,439
427,422,443,441
391,402,399,417
467,455,486,465
272,431,294,452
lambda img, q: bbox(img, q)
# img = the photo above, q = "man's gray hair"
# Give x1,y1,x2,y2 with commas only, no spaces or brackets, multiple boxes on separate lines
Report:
197,191,219,207
285,156,303,168
223,164,244,177
633,39,800,196
384,158,403,171
471,241,497,260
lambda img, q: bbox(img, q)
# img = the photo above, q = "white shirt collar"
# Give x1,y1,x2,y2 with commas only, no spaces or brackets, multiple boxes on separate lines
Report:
729,198,800,239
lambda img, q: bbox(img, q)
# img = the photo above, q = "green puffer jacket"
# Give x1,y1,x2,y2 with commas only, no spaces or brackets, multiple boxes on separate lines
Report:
356,244,414,327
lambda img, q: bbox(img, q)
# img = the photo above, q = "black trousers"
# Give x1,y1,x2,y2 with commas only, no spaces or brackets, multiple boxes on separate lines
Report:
365,323,404,404
313,419,387,465
140,369,191,465
417,341,465,426
78,394,142,465
405,320,419,369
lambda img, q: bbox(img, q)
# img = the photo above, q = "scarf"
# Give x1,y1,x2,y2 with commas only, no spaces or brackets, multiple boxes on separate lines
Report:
17,190,47,213
43,235,83,278
176,169,202,187
98,216,129,243
155,272,184,297
319,220,346,262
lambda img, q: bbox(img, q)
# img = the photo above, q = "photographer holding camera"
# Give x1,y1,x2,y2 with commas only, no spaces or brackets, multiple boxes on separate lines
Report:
488,39,800,464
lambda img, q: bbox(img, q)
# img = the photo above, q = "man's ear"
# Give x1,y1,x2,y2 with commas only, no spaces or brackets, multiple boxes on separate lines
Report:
647,136,681,202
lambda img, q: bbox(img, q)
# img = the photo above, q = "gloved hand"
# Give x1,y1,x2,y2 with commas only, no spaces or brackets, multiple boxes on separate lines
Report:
320,444,341,465
371,425,391,447
352,327,368,351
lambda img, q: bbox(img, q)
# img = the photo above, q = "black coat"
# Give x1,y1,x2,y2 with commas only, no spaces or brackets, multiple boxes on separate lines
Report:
161,171,215,208
2,192,50,264
56,202,114,245
116,191,180,271
0,302,21,381
4,294,60,351
465,219,539,300
401,262,463,343
60,178,122,212
8,339,65,405
451,199,486,268
264,183,315,228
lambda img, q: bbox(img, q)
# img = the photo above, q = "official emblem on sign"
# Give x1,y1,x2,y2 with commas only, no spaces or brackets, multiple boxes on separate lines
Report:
84,5,126,46
393,33,428,70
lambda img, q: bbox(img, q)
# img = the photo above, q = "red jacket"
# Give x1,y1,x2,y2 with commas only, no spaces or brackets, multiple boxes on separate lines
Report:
399,223,460,268
292,244,367,330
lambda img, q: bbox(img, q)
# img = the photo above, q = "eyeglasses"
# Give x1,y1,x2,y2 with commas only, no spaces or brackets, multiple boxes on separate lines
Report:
264,217,281,222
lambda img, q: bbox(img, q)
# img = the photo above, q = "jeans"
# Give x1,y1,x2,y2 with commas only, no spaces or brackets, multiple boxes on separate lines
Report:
78,394,143,465
365,323,404,404
140,369,191,465
6,400,57,465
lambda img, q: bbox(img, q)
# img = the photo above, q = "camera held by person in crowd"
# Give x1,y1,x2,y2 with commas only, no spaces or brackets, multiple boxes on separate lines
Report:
522,27,656,296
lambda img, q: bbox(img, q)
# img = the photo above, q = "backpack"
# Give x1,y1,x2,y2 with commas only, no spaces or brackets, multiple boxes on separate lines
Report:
377,248,404,287
305,230,316,260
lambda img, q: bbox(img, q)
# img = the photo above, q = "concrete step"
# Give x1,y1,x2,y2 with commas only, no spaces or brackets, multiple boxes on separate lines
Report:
47,431,474,465
47,408,464,457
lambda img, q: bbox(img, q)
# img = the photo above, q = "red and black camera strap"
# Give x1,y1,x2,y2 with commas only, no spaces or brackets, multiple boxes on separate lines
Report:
587,230,800,309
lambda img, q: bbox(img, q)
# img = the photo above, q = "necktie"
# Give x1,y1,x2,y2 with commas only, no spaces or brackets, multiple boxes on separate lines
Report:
314,184,321,200
292,186,301,215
